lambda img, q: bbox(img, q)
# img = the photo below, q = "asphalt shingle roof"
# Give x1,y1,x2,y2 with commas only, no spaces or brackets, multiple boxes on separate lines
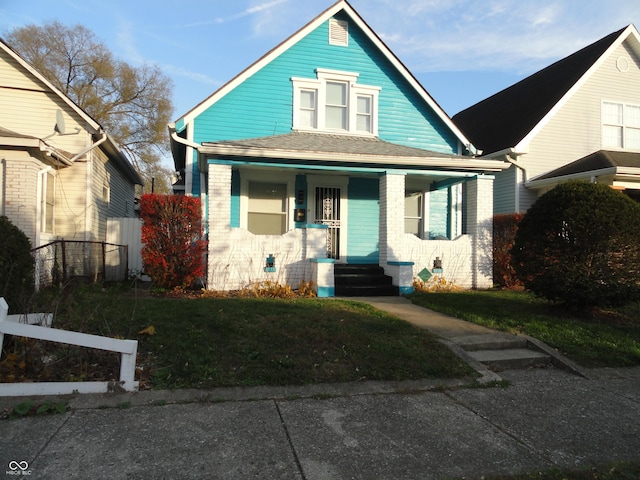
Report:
533,150,640,181
452,28,626,156
204,132,465,159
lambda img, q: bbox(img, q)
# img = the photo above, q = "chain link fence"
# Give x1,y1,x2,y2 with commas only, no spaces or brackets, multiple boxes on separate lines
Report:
32,241,129,289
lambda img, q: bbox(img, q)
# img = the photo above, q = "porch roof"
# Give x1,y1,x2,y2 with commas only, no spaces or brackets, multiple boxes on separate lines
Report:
527,150,640,189
199,132,509,172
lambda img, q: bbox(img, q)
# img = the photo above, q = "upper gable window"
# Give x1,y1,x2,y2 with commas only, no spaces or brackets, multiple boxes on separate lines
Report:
603,101,640,150
329,19,348,46
291,69,380,135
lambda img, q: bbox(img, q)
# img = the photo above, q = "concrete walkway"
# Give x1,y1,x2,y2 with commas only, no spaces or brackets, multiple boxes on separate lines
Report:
1,299,639,479
354,296,589,381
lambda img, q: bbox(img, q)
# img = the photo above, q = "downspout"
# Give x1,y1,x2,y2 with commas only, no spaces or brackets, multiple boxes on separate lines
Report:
168,123,208,287
73,131,107,242
168,123,202,196
168,124,201,150
71,131,107,163
504,150,528,213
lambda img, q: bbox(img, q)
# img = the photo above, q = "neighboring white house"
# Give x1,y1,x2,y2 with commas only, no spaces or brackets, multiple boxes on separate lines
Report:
0,38,143,249
454,24,640,213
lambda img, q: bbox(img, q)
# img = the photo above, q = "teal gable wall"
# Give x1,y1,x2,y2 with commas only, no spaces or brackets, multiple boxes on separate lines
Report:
347,177,379,264
185,10,462,241
191,12,459,152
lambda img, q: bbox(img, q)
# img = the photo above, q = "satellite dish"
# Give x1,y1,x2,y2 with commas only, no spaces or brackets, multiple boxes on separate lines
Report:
54,109,66,135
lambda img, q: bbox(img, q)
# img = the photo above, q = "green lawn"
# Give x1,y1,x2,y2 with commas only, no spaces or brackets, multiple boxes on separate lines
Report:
474,462,640,480
16,287,474,389
409,290,640,368
6,286,639,389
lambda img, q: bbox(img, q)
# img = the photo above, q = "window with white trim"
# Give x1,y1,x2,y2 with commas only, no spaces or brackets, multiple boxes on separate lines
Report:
299,89,317,128
404,192,423,237
603,101,640,150
292,69,380,135
41,171,55,233
247,181,287,235
241,172,294,236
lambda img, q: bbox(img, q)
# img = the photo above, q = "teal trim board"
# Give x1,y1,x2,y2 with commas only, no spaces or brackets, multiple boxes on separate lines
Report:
399,286,414,295
316,286,335,298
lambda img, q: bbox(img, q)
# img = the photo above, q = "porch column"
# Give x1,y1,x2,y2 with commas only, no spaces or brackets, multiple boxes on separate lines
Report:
379,172,406,265
466,175,494,288
207,163,232,288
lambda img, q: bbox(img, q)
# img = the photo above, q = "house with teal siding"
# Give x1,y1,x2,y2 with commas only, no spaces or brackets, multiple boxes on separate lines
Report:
169,0,509,296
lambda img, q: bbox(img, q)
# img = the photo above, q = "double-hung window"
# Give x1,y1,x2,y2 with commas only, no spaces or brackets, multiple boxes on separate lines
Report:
356,94,373,133
603,101,640,150
404,192,423,238
240,172,294,236
292,69,380,135
326,81,348,130
40,170,55,234
299,89,317,128
247,182,287,235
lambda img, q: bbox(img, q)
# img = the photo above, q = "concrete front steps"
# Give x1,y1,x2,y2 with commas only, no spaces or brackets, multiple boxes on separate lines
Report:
334,264,399,297
452,333,552,371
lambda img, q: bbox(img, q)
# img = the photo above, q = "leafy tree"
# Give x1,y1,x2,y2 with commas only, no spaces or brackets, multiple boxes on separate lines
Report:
140,194,207,289
0,216,34,313
5,22,174,191
512,181,640,309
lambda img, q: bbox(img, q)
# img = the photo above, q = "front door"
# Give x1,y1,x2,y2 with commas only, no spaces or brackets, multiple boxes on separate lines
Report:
315,186,341,259
309,176,348,262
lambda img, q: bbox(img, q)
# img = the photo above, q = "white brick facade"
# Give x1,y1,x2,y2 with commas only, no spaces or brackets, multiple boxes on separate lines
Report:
1,154,42,245
207,164,327,291
380,172,495,290
205,166,496,292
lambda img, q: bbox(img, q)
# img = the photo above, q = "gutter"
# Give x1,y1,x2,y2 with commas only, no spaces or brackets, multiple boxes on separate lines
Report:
168,123,201,150
483,147,528,181
198,143,510,172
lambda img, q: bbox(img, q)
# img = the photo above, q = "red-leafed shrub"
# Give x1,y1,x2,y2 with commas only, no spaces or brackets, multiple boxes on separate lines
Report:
140,194,207,289
493,213,523,289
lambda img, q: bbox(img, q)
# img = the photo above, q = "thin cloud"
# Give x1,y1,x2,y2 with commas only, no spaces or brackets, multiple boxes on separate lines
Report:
116,19,145,65
162,64,221,87
176,0,288,29
361,0,638,74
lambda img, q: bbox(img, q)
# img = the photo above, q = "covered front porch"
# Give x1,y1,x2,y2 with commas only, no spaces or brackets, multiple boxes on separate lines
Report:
200,134,507,295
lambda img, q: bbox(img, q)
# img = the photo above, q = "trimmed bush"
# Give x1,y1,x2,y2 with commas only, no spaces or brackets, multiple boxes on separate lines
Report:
0,216,34,313
140,194,207,290
493,213,523,288
512,181,640,308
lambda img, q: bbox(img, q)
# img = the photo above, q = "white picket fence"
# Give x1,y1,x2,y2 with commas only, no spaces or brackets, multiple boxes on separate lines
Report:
0,298,138,396
107,217,148,279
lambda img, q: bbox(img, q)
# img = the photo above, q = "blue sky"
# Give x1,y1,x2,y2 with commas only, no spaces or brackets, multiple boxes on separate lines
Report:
1,1,639,123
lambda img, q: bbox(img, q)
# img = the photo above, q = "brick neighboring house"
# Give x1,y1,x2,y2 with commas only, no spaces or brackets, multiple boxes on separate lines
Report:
0,38,142,249
169,0,508,295
454,24,640,213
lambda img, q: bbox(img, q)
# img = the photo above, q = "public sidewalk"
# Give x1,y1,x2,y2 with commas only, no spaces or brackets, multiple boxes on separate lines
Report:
1,299,639,479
